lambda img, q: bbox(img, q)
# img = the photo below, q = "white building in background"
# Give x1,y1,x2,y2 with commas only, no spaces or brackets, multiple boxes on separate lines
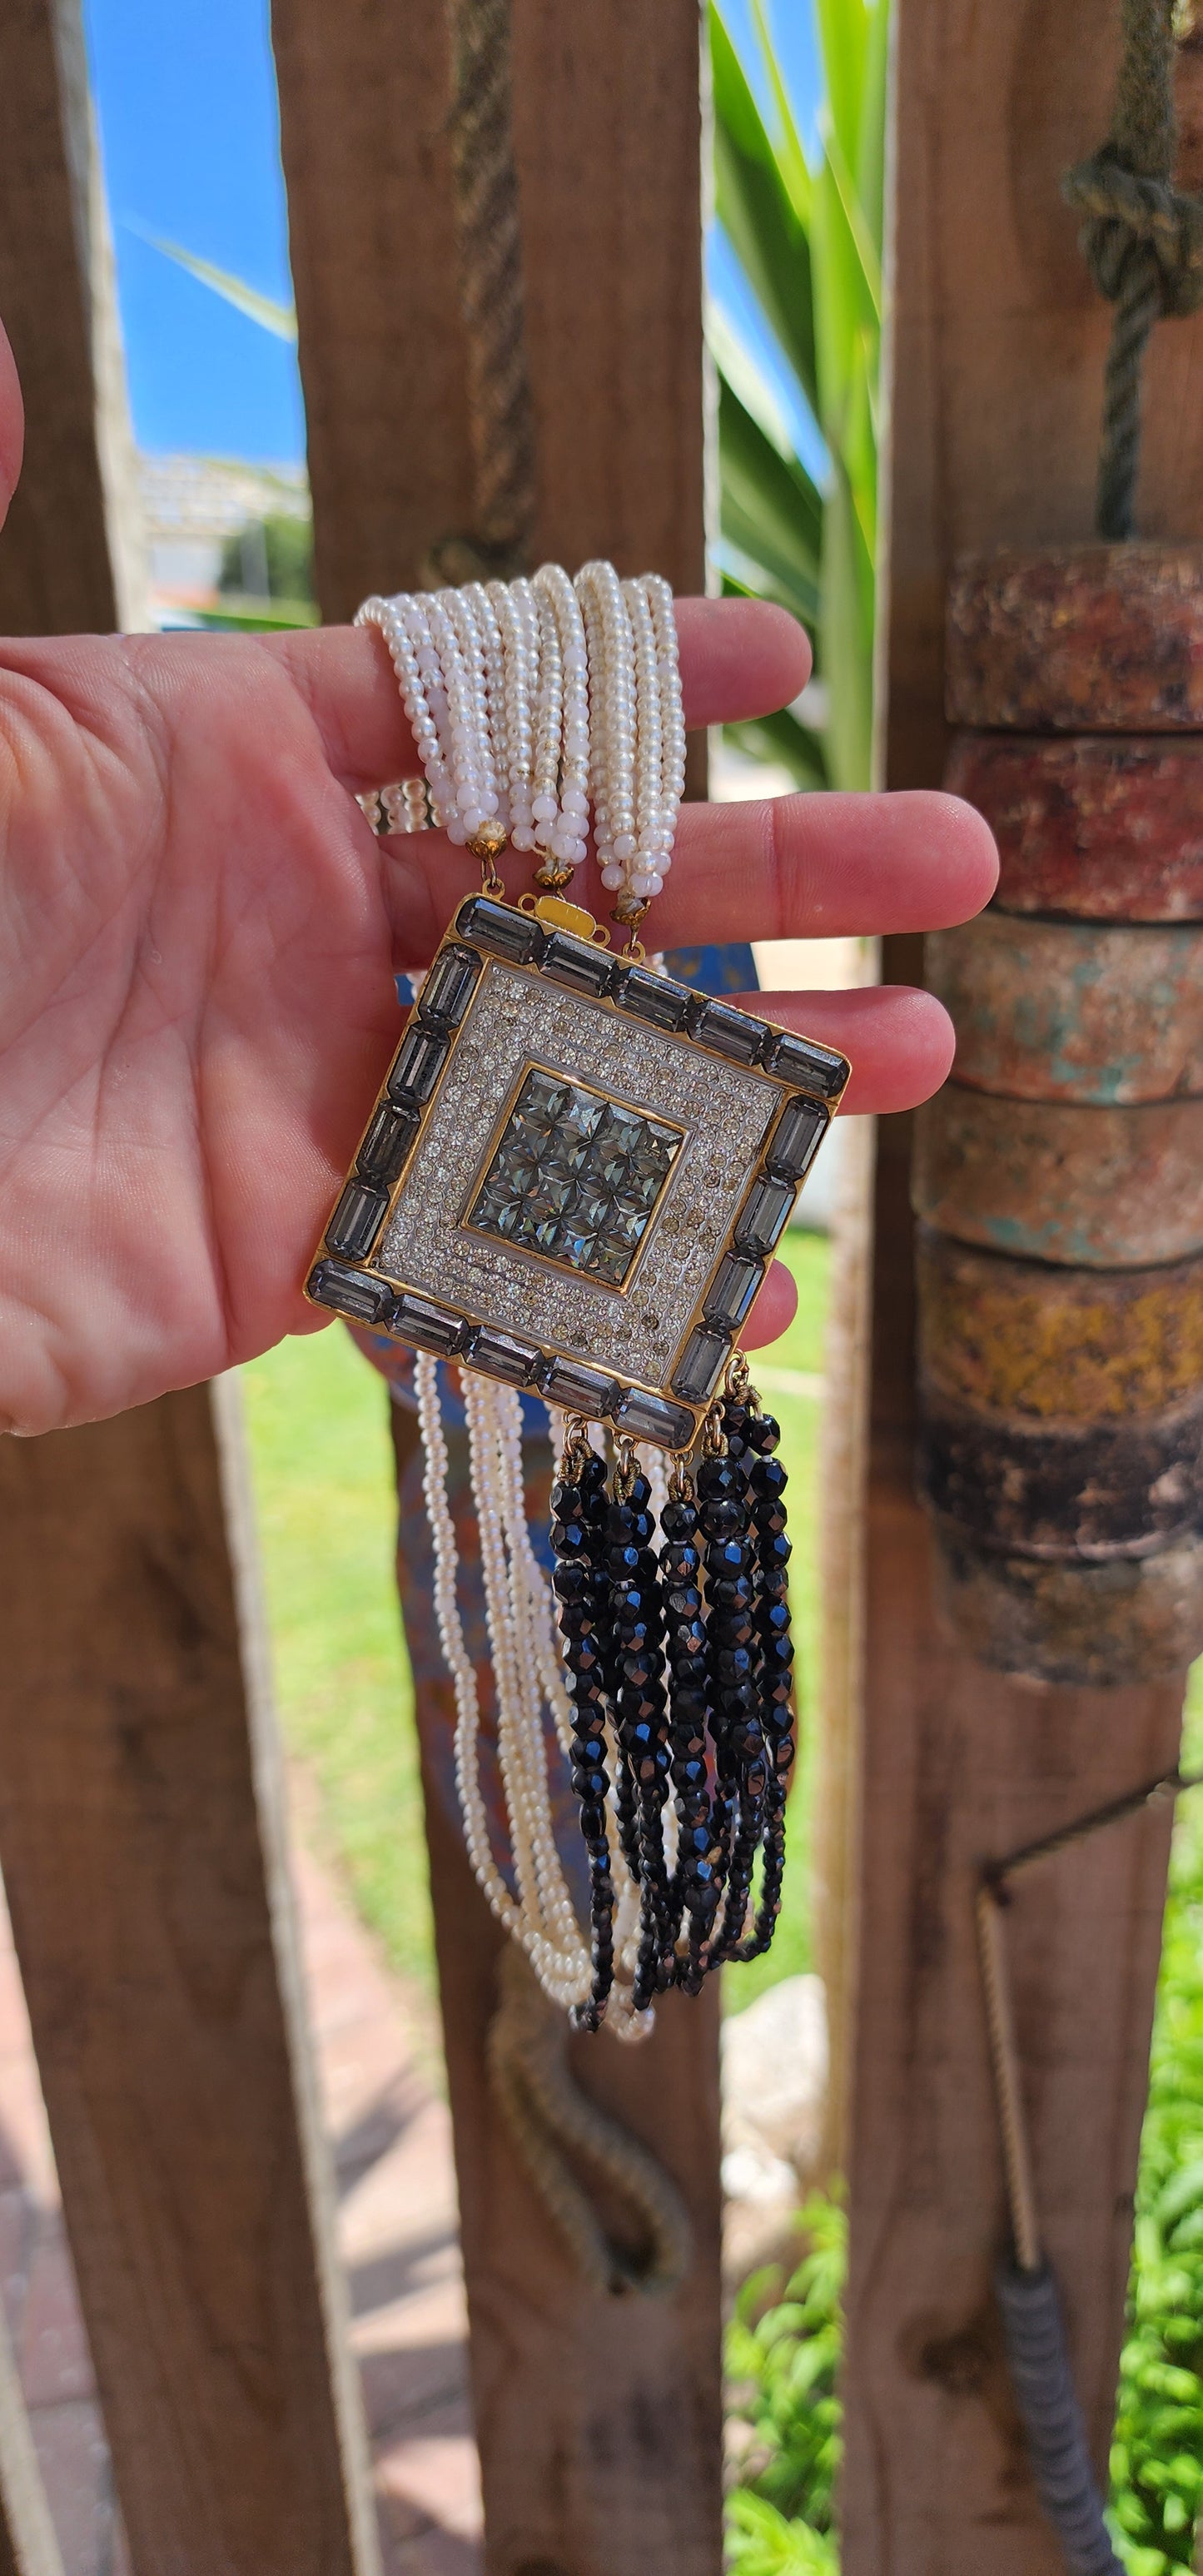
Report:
138,455,310,624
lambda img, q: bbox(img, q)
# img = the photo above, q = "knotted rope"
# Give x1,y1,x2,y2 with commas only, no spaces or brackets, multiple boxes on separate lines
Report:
1063,0,1203,536
488,1947,693,2298
425,0,536,584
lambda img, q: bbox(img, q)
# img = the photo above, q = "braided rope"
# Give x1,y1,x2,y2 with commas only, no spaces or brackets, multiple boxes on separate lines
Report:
427,0,536,584
488,1947,693,2298
1062,0,1203,535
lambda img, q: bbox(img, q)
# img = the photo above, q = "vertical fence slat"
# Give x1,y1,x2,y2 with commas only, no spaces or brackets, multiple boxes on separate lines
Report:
0,1392,378,2576
840,6,1203,2567
0,12,375,2564
271,7,722,2563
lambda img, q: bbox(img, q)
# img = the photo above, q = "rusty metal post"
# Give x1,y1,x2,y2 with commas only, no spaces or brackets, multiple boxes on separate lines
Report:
916,542,1203,1683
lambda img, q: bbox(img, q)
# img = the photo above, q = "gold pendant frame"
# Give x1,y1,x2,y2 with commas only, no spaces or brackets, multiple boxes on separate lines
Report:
305,893,851,1450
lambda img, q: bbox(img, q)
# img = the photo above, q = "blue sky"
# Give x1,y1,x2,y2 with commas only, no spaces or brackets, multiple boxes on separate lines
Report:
83,0,820,468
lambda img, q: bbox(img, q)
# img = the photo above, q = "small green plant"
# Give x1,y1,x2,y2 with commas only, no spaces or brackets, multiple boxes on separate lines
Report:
218,511,314,605
711,0,886,793
725,2191,845,2563
728,2493,839,2574
1107,1763,1203,2574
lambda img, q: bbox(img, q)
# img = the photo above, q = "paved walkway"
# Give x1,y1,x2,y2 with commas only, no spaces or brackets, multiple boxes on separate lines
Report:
0,1798,483,2575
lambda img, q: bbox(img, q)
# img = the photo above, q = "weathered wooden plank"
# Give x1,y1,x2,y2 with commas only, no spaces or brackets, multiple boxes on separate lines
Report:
271,9,720,2554
420,1679,723,2576
0,2291,63,2576
0,0,144,632
0,13,374,2561
841,4,1203,2564
271,0,707,613
0,1388,379,2576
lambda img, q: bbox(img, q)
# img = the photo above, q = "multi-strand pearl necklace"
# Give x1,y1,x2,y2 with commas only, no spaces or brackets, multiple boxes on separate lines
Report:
416,1353,650,2036
356,561,687,2022
356,558,684,926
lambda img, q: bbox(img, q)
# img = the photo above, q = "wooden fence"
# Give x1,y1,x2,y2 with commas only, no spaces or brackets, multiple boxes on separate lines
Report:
0,1,1193,2570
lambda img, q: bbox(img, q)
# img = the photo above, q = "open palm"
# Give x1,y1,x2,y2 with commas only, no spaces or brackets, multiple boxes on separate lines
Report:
0,330,996,1437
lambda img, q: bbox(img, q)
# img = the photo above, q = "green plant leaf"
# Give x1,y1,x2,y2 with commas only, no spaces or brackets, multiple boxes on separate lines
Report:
749,0,813,225
813,0,867,177
724,711,828,794
711,10,818,411
126,223,298,340
719,370,822,621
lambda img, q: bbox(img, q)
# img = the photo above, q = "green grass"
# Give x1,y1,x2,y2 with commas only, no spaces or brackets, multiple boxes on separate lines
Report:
241,1322,435,1985
241,1229,831,2008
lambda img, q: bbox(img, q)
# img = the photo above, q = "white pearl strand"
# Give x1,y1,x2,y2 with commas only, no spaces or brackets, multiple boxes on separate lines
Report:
487,577,536,848
417,1353,646,2035
533,563,591,876
574,558,637,899
358,560,683,918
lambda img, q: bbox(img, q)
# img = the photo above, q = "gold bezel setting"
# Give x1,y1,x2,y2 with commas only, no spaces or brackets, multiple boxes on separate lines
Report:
306,893,851,1450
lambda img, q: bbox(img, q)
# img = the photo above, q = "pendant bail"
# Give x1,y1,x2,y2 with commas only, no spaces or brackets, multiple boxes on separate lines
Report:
467,818,509,897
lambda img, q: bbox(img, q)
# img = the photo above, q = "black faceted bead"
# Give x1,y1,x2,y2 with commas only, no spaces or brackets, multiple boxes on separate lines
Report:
723,1402,753,1460
700,1497,743,1539
763,1530,793,1567
751,1455,788,1498
748,1412,782,1454
698,1459,739,1499
553,1560,589,1604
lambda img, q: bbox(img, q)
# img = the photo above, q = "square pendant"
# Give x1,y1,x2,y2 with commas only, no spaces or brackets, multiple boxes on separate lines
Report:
306,893,850,1448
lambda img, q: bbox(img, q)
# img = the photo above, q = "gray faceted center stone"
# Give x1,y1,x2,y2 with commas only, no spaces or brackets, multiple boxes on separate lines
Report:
468,1066,683,1287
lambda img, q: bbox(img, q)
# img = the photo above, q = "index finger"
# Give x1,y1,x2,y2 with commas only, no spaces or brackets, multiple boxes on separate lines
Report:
271,595,812,789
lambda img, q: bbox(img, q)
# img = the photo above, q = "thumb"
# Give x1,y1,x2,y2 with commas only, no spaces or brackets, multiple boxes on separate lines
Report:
0,321,25,529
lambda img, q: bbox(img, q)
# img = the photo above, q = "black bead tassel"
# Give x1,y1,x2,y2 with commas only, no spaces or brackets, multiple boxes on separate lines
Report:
549,1379,796,2027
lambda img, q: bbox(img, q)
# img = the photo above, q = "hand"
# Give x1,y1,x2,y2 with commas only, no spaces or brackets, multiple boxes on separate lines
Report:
0,326,996,1436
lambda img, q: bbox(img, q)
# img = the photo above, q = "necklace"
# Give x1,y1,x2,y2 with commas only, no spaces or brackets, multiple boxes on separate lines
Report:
315,563,849,2030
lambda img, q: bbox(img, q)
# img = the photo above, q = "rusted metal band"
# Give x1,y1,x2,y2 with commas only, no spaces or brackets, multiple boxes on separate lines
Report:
947,543,1203,730
912,1086,1203,1266
929,1515,1203,1687
915,1229,1203,1420
927,913,1203,1104
945,734,1203,922
919,1390,1203,1560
